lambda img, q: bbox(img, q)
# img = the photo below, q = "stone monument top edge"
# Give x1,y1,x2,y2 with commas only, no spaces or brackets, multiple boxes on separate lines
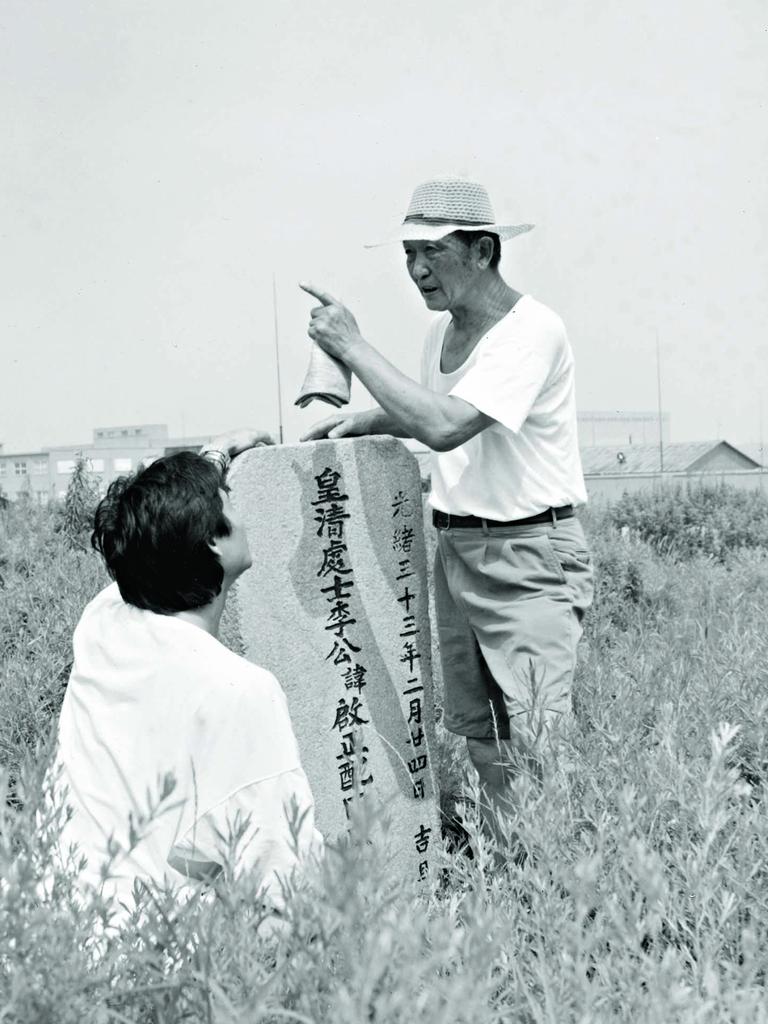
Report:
229,435,418,471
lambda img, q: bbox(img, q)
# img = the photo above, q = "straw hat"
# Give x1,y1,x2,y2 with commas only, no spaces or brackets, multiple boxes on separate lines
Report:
365,176,534,247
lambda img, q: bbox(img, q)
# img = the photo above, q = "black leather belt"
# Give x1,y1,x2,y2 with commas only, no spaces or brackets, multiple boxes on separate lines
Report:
432,505,574,529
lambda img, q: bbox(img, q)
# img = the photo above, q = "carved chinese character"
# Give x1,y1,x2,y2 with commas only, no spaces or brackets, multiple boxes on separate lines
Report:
326,640,354,665
317,540,352,577
407,697,422,725
391,490,413,518
313,468,349,505
409,726,425,748
338,760,355,792
336,755,373,793
403,681,423,696
400,641,421,673
338,731,361,758
331,696,369,731
396,558,414,580
414,823,432,854
314,502,350,538
392,525,415,552
321,574,354,601
408,754,428,774
342,663,367,691
399,614,419,639
325,600,357,639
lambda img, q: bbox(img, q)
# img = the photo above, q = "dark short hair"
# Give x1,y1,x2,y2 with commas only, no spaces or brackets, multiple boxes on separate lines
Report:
450,230,502,269
91,451,231,614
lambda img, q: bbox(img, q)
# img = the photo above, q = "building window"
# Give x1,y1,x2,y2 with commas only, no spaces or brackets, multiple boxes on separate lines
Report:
57,460,76,475
88,458,105,472
32,459,48,475
14,461,28,476
0,462,6,477
113,457,132,472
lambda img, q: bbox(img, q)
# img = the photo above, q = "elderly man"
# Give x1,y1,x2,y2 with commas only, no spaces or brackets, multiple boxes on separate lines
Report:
52,429,322,925
301,176,593,839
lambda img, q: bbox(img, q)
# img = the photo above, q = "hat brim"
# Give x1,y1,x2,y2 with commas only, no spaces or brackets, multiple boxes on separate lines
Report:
364,221,534,248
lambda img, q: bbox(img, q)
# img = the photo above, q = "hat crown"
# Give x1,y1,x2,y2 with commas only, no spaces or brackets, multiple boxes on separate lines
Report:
404,177,496,226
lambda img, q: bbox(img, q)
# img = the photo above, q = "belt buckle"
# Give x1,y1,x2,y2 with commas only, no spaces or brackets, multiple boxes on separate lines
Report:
435,511,450,529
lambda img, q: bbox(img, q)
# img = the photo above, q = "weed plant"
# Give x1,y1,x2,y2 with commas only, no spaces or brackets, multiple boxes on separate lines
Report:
607,483,768,560
2,488,768,1021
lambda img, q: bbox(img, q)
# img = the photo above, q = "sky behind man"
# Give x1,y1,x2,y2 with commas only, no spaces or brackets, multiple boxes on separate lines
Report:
1,1,766,453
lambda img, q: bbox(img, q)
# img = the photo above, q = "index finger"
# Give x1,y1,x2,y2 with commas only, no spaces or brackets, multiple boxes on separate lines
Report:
299,281,337,307
299,415,344,442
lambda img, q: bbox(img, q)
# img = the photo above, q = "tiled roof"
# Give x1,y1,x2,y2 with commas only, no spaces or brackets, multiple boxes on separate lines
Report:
579,441,760,475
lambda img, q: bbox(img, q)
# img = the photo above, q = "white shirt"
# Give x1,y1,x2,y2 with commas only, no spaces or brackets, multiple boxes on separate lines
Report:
52,583,322,920
420,294,588,520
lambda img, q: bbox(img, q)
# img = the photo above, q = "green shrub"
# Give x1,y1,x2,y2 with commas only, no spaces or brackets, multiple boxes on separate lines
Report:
608,483,768,560
59,455,101,551
0,501,106,791
3,490,768,1020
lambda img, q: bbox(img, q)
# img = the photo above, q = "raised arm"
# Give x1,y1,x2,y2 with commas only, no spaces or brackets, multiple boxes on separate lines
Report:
299,284,492,451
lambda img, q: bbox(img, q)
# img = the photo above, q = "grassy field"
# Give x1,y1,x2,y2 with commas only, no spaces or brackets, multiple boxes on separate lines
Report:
2,484,768,1022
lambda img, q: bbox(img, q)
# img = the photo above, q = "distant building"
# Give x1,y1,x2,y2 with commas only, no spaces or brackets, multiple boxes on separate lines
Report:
0,449,51,505
578,410,670,448
734,442,768,467
580,440,762,476
0,424,208,504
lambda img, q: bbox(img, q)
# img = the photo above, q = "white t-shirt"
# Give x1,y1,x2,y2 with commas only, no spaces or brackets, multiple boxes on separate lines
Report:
420,294,588,520
52,583,322,921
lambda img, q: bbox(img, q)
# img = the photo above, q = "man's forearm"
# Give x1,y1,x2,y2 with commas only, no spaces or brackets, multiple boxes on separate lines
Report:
357,407,410,438
344,339,470,450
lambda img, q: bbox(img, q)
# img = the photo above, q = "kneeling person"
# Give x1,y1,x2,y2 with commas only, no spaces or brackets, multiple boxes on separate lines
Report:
52,441,321,922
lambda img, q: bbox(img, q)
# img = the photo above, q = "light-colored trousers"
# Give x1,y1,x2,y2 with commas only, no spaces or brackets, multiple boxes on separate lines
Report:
434,517,594,829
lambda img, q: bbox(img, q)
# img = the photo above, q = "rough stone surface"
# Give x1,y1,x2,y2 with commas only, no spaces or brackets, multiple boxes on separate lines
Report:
228,437,439,882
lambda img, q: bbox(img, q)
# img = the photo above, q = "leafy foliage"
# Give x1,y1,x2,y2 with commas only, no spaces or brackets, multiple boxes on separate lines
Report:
3,490,768,1021
608,483,768,560
60,455,101,551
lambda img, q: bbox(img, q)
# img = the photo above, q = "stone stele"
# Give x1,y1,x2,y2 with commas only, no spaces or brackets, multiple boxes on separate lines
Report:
227,437,439,882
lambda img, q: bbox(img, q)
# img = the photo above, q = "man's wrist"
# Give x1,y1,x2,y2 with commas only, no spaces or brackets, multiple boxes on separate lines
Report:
336,332,367,366
200,447,231,475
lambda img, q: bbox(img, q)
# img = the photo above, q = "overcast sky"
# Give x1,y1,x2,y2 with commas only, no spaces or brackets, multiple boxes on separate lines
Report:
2,0,766,452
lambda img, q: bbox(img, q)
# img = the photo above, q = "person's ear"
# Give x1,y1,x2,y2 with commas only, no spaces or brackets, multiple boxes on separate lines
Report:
208,534,225,559
476,235,494,269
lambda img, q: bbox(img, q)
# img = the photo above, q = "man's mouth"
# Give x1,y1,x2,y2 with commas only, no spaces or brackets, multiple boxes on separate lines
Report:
421,286,439,295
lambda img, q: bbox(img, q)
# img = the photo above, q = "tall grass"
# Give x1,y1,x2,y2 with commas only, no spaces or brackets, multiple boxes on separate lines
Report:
2,486,768,1022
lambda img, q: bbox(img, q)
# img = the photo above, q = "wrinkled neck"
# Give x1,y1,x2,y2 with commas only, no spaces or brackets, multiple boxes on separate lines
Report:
449,273,520,334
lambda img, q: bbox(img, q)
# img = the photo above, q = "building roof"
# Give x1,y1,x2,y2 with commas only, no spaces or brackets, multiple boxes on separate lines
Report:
580,440,762,475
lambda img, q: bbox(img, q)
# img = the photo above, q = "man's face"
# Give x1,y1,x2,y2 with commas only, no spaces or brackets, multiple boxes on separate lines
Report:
403,235,477,311
213,488,252,580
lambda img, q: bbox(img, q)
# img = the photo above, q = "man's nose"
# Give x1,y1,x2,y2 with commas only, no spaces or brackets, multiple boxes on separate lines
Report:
411,255,430,279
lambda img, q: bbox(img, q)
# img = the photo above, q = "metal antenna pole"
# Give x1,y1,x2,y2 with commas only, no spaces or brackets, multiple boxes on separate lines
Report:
656,329,664,474
273,273,285,444
759,393,764,468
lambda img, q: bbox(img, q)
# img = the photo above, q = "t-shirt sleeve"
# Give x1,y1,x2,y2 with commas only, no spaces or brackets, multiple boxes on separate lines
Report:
448,317,565,434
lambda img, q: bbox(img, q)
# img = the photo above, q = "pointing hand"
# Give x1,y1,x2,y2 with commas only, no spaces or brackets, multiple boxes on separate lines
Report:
299,282,363,362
